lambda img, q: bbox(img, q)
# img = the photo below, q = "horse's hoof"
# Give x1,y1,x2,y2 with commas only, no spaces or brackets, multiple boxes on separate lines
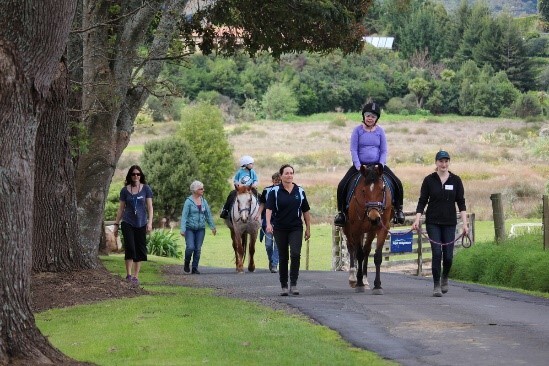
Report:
355,286,365,293
372,288,384,295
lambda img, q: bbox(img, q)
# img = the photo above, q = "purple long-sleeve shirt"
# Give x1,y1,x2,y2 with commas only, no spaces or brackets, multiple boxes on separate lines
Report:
350,124,387,169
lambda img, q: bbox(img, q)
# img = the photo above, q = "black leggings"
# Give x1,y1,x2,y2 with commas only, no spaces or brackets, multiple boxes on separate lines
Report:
336,165,403,212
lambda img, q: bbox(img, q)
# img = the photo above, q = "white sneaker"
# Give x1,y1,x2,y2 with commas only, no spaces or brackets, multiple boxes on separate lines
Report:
441,277,449,294
290,285,299,295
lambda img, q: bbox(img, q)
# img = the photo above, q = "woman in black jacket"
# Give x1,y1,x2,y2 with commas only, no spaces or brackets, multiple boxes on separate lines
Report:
412,150,469,297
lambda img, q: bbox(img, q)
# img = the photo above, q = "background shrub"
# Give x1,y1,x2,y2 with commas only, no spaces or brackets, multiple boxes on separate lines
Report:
141,138,200,221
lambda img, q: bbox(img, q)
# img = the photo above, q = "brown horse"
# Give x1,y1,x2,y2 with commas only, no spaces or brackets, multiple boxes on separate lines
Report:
224,185,261,273
343,164,393,294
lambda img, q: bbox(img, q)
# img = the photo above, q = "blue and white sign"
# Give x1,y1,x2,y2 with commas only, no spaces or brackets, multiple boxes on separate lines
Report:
390,231,413,253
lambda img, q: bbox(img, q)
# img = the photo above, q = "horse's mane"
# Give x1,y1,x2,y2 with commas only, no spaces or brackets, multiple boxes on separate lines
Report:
360,164,382,185
236,185,251,193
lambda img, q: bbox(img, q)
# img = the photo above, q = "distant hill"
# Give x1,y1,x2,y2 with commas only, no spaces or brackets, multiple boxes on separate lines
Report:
440,0,538,17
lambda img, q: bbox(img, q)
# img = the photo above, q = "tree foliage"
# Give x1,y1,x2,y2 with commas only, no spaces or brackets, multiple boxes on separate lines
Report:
190,0,371,57
141,138,200,221
177,103,233,211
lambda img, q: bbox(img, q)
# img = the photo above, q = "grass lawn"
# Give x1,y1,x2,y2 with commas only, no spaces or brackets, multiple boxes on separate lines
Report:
36,255,394,366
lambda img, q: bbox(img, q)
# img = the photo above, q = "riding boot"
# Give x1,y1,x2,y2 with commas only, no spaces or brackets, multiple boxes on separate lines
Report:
220,208,229,219
393,206,405,224
334,211,346,227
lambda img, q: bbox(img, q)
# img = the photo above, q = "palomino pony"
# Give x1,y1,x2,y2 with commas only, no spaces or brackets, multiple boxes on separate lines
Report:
224,185,261,273
343,164,393,294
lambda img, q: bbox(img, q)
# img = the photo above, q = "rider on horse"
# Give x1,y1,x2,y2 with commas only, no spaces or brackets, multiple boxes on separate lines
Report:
334,102,405,227
220,155,259,219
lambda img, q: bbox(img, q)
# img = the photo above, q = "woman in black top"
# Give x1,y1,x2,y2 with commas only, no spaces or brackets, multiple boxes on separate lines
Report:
412,151,468,297
265,164,311,296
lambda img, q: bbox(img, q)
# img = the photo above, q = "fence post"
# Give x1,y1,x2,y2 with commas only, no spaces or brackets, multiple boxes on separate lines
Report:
490,193,506,242
542,195,549,250
306,239,310,270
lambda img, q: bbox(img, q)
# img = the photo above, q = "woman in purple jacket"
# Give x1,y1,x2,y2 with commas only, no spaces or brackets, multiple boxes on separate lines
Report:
334,102,404,226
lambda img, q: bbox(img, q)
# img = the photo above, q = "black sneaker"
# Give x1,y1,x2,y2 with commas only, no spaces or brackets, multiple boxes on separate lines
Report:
183,262,190,273
334,212,346,227
191,268,200,274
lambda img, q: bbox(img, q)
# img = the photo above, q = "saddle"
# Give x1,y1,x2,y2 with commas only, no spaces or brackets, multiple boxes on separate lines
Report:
344,171,394,211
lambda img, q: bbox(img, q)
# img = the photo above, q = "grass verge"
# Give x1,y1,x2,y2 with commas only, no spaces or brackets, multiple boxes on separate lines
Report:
36,255,394,366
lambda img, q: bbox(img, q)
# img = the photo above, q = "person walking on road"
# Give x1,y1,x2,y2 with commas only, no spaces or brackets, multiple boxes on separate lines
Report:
113,165,154,286
412,150,468,297
266,164,311,296
180,180,217,274
259,172,281,273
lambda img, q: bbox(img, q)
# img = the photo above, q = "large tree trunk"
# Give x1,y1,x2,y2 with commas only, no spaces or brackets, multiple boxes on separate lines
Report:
33,60,93,272
75,0,188,259
0,1,81,363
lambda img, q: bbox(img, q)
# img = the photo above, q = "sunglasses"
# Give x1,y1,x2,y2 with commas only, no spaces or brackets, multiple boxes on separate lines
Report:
131,173,141,176
364,112,377,118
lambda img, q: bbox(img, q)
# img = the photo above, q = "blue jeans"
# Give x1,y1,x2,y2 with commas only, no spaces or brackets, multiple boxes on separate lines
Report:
184,228,206,269
426,224,456,285
264,232,279,267
274,229,303,288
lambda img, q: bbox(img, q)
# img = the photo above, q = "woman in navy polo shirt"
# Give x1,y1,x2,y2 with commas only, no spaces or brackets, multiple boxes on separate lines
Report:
265,164,311,296
412,150,468,297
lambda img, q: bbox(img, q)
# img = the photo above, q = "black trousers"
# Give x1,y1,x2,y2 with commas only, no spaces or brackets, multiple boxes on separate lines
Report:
274,228,303,288
336,165,403,212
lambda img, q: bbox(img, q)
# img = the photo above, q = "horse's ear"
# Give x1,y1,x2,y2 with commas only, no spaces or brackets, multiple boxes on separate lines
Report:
375,164,384,175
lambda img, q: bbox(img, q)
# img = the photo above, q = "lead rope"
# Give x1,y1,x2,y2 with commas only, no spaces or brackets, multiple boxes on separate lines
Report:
379,220,472,248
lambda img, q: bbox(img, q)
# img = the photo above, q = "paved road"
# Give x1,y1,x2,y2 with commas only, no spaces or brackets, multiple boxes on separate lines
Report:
169,266,549,366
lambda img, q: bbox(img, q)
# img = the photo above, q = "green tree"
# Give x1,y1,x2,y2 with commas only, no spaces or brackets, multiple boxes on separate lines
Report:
540,0,549,23
455,1,492,62
513,92,543,118
262,83,299,119
497,14,535,92
177,103,233,211
142,138,200,221
408,77,432,108
399,2,452,62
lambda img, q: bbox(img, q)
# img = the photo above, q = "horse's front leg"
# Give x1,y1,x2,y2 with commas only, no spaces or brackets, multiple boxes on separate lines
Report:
362,232,375,291
372,233,386,295
355,244,366,292
348,242,357,288
247,232,256,272
234,234,244,273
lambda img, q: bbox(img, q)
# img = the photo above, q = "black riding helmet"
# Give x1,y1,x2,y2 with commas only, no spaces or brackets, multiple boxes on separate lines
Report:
362,102,381,120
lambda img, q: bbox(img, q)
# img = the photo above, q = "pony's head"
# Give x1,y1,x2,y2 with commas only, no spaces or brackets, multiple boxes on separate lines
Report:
358,164,387,224
234,185,254,223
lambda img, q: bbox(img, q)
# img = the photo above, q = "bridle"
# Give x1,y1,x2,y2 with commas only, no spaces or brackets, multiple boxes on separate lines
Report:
234,191,259,223
353,167,388,221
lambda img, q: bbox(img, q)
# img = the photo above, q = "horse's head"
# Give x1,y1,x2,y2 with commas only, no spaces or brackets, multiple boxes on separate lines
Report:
234,185,254,223
358,164,386,224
